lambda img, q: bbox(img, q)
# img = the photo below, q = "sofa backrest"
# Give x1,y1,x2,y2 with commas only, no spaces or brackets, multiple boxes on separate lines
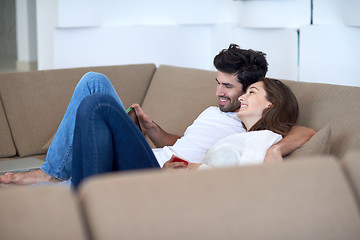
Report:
141,65,217,146
0,97,16,157
0,185,87,240
282,80,360,158
78,157,360,240
0,64,156,157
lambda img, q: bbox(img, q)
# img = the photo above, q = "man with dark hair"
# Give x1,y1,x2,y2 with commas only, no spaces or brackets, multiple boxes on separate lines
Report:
214,44,268,92
0,44,314,185
213,44,268,112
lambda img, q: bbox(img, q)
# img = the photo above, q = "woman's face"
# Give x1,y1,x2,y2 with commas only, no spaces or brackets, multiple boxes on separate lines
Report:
237,81,272,127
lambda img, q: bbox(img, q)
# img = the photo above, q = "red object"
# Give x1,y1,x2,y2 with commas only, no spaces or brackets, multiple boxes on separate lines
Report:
171,155,189,166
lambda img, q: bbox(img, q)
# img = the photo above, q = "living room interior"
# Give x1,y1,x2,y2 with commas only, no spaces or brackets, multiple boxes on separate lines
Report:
0,0,360,239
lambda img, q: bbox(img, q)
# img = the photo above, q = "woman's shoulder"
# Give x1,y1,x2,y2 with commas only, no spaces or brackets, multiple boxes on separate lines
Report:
215,130,282,144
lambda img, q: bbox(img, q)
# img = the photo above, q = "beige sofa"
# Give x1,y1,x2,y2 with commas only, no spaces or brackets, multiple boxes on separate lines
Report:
0,64,360,239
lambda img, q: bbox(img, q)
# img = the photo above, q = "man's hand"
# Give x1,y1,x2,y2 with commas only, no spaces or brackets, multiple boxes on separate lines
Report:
162,155,190,171
264,144,283,163
264,125,316,163
130,103,155,132
130,103,180,148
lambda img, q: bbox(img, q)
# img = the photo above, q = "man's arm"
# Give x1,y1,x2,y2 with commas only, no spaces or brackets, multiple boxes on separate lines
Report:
264,125,316,163
145,121,180,148
131,104,180,148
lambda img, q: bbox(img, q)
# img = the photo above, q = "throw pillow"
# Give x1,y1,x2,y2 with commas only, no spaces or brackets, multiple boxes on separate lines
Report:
285,125,331,159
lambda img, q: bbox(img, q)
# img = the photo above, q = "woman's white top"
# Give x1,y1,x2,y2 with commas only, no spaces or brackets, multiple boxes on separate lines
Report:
199,130,282,169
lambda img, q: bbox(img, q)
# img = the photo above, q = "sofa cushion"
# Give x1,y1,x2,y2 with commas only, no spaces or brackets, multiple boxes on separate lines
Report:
78,157,360,240
286,125,331,159
0,64,156,157
42,133,55,151
141,65,218,140
0,186,87,240
341,150,360,207
0,97,16,157
282,80,360,158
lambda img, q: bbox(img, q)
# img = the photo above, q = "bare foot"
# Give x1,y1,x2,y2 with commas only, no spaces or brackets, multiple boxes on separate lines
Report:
0,169,60,185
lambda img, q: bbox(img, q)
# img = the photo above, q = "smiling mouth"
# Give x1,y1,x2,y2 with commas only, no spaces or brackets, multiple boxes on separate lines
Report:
219,97,230,104
240,103,248,109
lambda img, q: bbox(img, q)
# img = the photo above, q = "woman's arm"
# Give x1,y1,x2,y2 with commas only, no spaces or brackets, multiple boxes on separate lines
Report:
264,126,316,163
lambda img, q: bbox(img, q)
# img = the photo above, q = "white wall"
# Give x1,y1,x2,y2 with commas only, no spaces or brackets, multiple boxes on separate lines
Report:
32,0,360,86
38,0,241,70
54,25,212,70
299,25,360,86
302,0,360,86
236,0,310,28
57,0,100,27
36,0,58,70
314,0,360,26
92,0,240,26
16,0,37,62
342,0,360,26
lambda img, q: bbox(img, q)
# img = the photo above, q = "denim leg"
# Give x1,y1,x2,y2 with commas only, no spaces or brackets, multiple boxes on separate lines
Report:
71,93,159,189
41,72,125,180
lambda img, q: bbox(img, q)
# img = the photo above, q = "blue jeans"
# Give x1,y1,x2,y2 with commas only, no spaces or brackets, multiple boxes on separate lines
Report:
41,72,126,180
71,93,159,189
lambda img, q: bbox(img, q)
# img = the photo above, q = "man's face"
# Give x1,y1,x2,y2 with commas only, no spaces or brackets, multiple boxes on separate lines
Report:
216,71,244,112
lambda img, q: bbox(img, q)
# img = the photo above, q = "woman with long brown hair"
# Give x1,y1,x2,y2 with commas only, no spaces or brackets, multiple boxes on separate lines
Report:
200,77,299,169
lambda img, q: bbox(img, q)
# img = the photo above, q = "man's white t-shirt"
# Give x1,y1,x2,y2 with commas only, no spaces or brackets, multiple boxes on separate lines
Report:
152,106,245,167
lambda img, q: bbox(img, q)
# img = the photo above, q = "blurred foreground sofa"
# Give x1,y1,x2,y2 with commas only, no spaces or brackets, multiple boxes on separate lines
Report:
0,64,359,239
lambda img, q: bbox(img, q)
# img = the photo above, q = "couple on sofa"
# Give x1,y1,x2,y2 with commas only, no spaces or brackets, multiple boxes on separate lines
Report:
0,44,315,188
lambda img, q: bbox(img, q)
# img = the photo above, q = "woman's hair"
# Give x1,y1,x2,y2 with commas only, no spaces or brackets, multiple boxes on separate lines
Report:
249,78,299,137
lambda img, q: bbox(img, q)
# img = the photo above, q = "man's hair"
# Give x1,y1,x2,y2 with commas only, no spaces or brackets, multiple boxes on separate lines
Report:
249,78,299,137
213,44,268,92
